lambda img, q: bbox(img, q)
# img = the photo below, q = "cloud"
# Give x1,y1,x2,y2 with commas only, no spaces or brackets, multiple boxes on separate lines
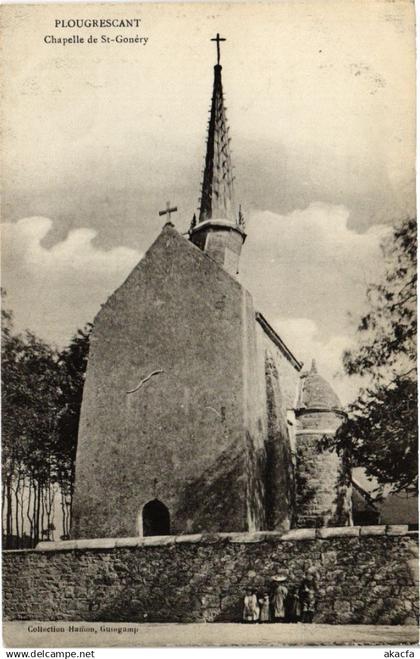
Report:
239,202,389,403
241,202,389,341
2,203,388,407
272,316,360,405
2,217,141,346
2,2,414,250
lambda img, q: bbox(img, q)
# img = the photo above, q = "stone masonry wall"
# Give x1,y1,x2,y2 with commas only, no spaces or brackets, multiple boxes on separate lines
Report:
296,411,351,527
255,322,301,531
3,527,418,625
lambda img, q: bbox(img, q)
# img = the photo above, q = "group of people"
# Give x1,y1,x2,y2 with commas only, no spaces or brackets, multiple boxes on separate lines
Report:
242,575,316,624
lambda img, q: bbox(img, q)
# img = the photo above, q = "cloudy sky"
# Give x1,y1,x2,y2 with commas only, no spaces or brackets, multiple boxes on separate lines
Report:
2,1,415,403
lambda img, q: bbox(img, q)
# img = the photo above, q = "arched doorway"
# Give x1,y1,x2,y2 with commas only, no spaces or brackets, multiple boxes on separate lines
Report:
142,499,170,536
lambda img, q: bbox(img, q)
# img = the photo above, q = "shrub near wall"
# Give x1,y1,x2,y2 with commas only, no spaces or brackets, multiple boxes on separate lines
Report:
3,527,419,625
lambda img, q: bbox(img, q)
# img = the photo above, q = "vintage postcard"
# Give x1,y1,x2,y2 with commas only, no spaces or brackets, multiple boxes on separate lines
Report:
1,0,418,649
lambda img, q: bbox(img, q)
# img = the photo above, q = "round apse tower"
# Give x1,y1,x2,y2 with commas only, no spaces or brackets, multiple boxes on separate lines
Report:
294,360,352,528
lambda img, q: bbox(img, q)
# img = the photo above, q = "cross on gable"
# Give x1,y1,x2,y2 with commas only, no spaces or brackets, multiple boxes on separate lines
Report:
211,33,226,65
158,201,178,222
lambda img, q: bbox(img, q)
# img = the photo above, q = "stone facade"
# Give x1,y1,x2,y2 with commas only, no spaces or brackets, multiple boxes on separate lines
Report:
71,221,351,537
72,225,272,538
4,528,418,625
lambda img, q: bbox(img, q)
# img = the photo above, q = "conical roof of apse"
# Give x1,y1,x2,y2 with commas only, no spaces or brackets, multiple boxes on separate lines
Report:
198,63,237,225
298,359,342,410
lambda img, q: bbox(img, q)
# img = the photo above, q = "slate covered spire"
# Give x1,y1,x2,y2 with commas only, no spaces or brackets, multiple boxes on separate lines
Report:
199,62,236,224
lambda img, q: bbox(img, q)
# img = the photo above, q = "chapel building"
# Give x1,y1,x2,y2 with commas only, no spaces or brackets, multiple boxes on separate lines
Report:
71,39,352,539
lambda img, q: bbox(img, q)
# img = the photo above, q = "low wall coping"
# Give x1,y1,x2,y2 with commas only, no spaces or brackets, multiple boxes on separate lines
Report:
316,526,361,539
3,525,416,555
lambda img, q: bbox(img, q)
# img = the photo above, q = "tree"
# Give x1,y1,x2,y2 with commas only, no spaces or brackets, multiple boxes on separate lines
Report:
1,290,92,546
56,324,92,538
1,295,63,546
333,218,417,494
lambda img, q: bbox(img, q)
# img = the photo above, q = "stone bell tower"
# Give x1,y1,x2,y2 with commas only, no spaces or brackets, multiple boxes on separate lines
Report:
295,360,353,528
189,34,246,276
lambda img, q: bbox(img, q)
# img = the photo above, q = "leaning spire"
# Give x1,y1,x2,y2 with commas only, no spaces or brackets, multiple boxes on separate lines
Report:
199,52,236,224
190,34,246,277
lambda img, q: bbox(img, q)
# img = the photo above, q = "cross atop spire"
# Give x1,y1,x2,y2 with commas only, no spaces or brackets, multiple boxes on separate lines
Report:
211,33,226,65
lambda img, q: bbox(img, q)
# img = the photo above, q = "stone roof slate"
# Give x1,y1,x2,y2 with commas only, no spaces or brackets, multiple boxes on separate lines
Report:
297,360,342,410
